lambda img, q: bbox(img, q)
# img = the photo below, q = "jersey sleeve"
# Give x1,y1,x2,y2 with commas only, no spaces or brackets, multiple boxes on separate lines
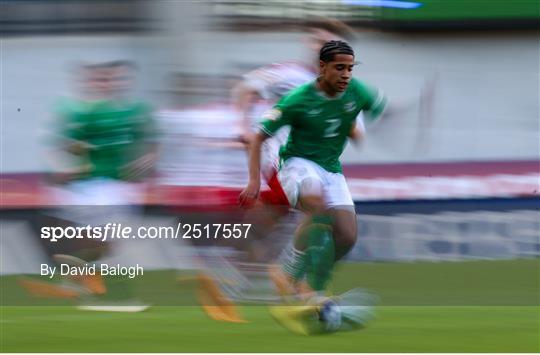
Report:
242,62,314,100
356,80,388,122
242,65,283,100
258,96,296,136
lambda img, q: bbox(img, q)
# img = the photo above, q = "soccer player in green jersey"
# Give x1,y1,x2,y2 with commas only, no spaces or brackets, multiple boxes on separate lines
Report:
197,19,360,324
57,61,155,311
24,61,156,310
239,40,386,311
55,61,156,183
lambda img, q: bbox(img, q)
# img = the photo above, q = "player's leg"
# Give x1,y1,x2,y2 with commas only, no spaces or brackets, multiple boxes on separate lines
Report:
324,173,357,262
173,205,248,323
296,194,335,292
195,156,289,321
195,133,288,321
268,173,341,334
20,179,112,299
243,173,290,262
329,207,357,261
320,179,382,333
20,213,108,299
270,158,335,295
59,179,146,310
272,172,378,334
292,170,357,294
245,134,291,261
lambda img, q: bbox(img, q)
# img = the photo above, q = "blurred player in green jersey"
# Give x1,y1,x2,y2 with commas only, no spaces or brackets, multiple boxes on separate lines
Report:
239,40,388,331
56,61,157,184
194,19,358,324
240,40,381,294
232,18,357,261
22,61,156,311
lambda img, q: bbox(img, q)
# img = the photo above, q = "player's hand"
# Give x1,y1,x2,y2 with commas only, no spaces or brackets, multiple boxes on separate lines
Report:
66,141,95,155
348,126,364,144
238,181,260,208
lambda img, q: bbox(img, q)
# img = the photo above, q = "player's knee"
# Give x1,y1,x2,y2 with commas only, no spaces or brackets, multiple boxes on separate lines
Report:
297,177,324,213
298,194,325,214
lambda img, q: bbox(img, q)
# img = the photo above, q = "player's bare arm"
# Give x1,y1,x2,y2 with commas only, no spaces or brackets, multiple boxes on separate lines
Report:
232,81,261,145
63,138,95,156
239,131,268,206
348,125,364,144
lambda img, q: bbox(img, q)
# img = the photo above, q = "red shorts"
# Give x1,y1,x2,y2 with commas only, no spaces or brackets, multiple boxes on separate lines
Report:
259,170,290,207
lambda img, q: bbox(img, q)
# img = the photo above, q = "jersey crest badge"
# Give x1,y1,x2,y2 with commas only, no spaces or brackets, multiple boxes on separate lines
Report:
263,108,282,121
344,101,356,112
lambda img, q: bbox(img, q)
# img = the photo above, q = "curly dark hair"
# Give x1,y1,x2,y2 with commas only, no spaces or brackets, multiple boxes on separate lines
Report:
319,40,355,62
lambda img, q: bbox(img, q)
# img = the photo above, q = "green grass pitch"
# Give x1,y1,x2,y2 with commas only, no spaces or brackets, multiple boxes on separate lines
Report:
1,260,539,352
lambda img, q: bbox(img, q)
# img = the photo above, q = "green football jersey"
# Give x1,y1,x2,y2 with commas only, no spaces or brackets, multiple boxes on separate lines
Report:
260,78,386,173
56,98,155,180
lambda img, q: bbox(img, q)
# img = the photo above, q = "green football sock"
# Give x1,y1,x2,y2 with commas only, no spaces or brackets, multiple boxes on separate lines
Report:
281,214,335,287
305,222,335,291
280,244,307,282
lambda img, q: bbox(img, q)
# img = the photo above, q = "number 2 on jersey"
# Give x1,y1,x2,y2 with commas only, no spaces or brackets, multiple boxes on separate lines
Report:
324,118,341,138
